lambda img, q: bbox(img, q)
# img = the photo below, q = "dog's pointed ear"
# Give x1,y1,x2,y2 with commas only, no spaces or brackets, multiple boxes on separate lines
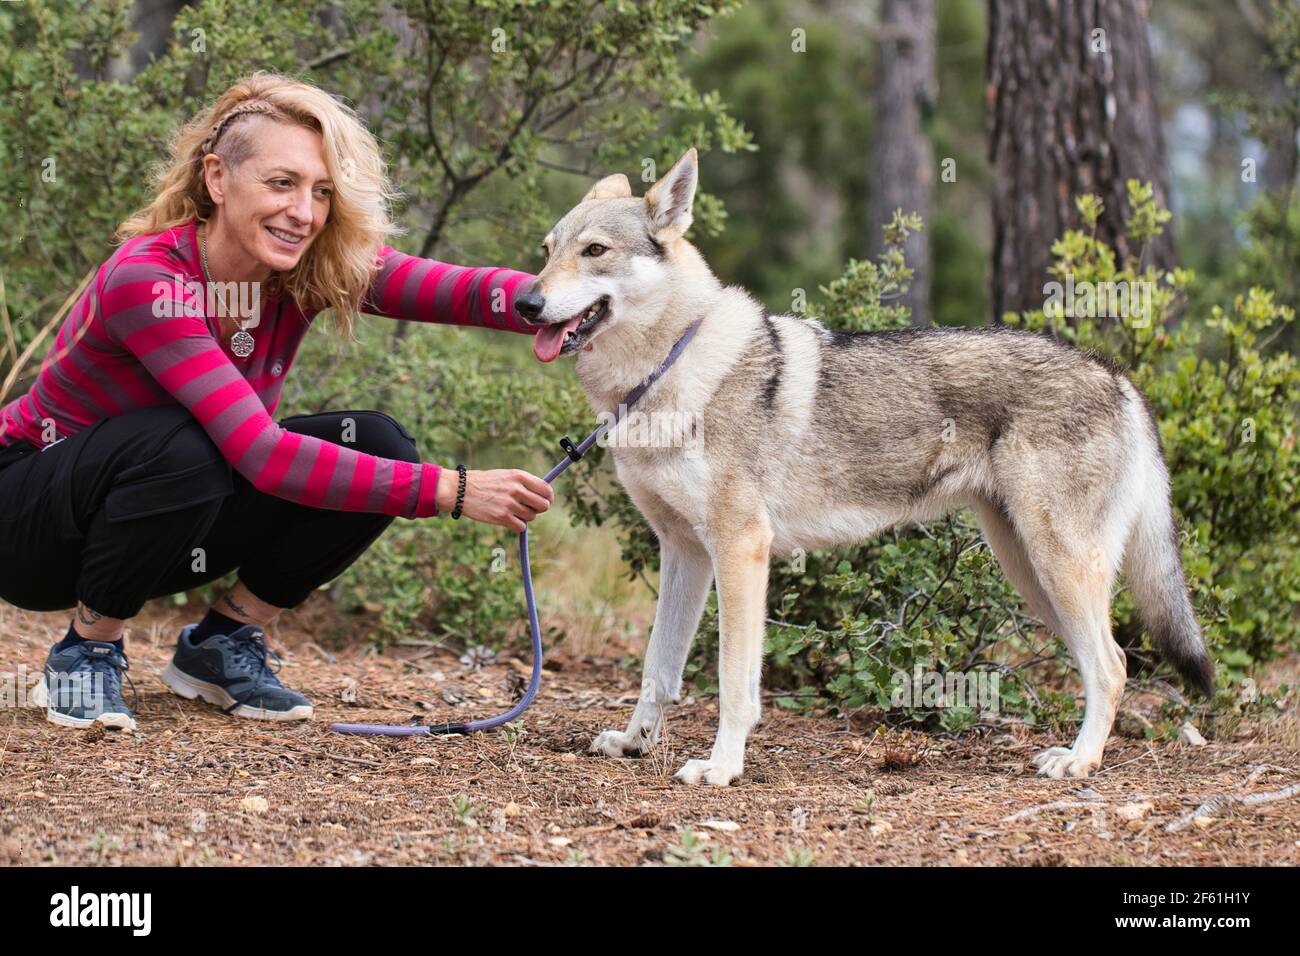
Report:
644,148,698,240
582,173,633,202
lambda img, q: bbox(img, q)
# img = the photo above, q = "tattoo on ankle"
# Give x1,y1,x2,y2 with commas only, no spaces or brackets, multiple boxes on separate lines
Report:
221,593,252,620
77,603,103,628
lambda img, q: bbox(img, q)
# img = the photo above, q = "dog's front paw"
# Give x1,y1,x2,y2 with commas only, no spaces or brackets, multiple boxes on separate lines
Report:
1032,746,1099,779
673,758,741,787
589,728,649,758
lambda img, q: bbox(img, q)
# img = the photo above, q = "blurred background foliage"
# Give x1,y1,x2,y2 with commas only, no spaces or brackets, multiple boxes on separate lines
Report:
1,0,1296,736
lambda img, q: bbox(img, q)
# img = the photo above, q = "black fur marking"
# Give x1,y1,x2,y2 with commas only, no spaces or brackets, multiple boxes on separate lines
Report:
988,492,1013,523
644,230,665,259
823,327,859,348
908,465,956,503
761,311,784,409
814,327,855,399
763,311,782,352
986,409,1009,451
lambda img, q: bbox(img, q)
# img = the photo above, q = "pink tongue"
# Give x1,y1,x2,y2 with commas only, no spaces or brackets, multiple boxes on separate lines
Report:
533,315,585,363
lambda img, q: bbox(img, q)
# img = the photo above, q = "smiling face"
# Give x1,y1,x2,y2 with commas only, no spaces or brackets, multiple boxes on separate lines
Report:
202,116,334,279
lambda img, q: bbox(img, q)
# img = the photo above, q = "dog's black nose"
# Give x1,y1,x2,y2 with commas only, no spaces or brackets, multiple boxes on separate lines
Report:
515,289,546,323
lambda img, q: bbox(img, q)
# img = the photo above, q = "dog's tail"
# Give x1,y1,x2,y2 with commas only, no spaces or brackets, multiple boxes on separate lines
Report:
1122,397,1215,697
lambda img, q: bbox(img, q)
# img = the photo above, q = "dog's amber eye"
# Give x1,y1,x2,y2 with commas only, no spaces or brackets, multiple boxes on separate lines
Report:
540,244,549,260
582,243,607,257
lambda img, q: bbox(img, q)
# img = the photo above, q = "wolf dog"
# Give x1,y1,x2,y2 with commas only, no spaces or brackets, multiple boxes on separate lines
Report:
514,148,1214,786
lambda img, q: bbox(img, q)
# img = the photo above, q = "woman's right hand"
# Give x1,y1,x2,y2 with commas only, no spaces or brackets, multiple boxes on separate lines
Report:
436,467,554,532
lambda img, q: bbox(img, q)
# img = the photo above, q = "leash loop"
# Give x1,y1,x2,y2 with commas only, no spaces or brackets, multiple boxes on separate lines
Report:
331,317,703,738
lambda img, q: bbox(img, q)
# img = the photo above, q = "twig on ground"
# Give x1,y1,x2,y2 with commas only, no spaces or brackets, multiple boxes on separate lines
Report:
1164,780,1300,832
324,752,384,768
1004,799,1099,822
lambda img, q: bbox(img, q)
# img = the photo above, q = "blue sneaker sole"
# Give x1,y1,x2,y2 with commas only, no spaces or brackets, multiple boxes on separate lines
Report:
161,662,313,721
30,676,137,731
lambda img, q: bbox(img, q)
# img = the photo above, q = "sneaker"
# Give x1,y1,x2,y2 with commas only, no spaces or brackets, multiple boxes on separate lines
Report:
161,623,313,721
31,640,137,731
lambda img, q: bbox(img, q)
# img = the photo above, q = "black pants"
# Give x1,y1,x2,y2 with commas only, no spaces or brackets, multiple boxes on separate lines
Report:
0,405,419,620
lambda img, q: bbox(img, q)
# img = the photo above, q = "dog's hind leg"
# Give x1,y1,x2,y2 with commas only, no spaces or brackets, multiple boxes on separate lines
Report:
590,532,714,758
674,516,772,787
970,496,1063,636
1011,513,1128,779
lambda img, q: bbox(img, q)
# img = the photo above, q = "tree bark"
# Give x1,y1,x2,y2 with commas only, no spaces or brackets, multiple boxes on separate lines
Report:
870,0,936,325
1260,82,1299,192
986,0,1175,322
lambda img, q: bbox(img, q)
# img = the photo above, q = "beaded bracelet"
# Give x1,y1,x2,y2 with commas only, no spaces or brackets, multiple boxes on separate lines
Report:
451,463,467,519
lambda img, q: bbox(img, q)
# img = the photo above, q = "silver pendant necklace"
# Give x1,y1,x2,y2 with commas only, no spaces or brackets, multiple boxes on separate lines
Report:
200,222,259,359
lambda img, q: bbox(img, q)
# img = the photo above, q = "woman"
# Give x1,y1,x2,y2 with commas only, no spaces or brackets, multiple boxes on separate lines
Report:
0,73,554,730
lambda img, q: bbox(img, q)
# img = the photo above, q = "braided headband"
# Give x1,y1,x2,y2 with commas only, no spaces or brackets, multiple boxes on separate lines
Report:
196,100,286,164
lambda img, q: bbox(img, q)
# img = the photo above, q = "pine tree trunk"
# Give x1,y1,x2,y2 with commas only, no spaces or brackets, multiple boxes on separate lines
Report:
1261,68,1300,193
871,0,936,326
986,0,1175,323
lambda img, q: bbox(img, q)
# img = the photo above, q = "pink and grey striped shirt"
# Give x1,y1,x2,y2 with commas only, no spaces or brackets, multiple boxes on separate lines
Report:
0,220,537,518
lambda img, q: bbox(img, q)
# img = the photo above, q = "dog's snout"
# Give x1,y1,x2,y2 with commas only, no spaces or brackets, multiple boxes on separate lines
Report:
515,288,546,324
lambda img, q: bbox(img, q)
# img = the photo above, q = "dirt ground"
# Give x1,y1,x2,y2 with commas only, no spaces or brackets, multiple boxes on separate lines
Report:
2,598,1297,867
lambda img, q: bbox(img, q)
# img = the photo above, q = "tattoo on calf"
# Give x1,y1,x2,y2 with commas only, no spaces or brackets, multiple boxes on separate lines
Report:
221,593,251,620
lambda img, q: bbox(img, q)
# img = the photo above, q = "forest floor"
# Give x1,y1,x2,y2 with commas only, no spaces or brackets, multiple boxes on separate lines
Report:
1,597,1297,867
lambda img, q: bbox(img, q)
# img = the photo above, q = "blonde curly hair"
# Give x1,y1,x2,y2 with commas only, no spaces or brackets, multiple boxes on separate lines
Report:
116,71,401,337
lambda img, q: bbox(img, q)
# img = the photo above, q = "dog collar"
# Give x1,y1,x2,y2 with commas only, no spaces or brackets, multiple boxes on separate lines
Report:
554,317,704,469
